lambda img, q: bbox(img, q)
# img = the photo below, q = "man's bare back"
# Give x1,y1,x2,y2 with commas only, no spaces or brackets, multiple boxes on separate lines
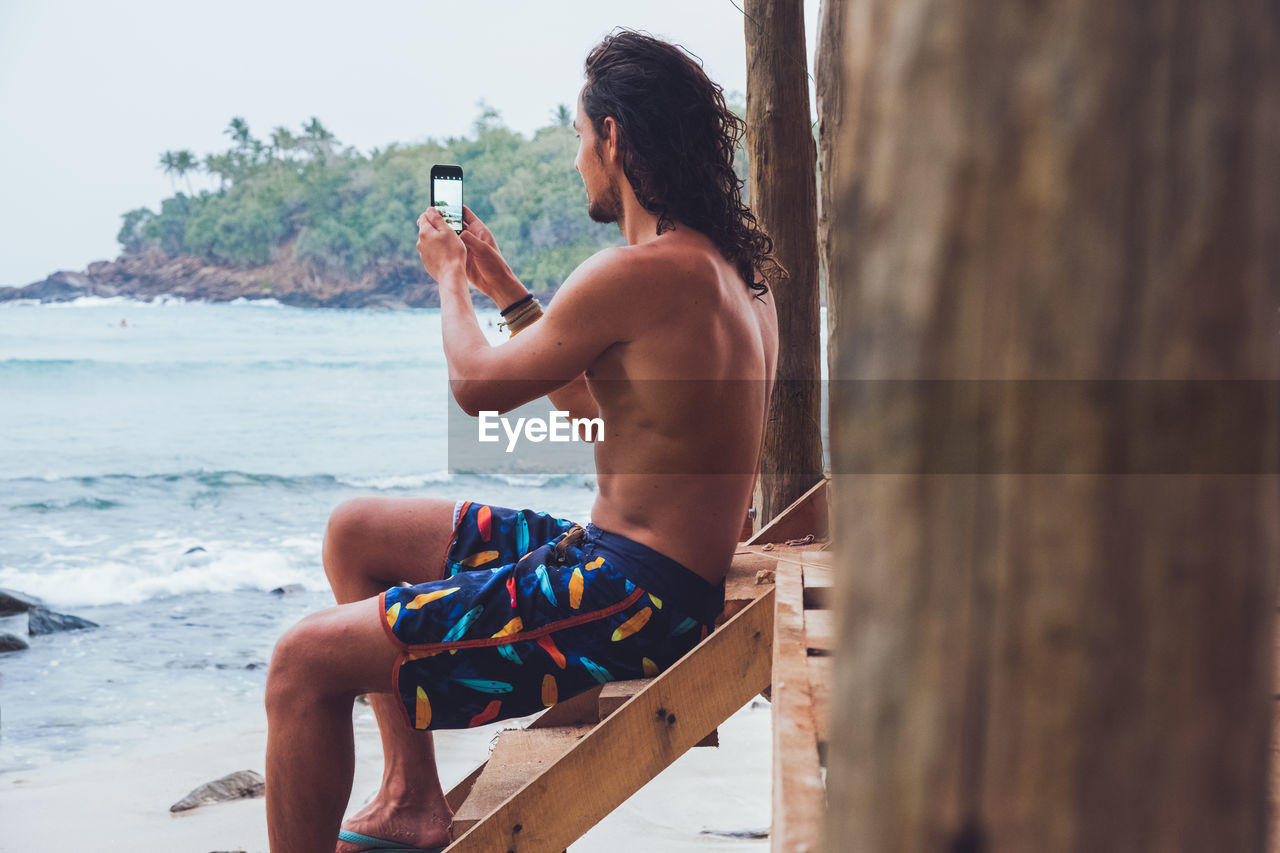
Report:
582,230,778,584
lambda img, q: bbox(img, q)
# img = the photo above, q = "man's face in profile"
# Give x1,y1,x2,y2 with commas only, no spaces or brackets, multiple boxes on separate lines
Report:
573,94,623,225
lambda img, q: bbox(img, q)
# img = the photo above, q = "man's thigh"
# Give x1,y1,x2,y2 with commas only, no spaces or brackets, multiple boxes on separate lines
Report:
325,496,459,587
272,597,402,698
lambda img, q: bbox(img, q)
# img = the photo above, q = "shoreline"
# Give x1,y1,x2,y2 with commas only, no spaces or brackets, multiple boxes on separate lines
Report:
0,697,771,852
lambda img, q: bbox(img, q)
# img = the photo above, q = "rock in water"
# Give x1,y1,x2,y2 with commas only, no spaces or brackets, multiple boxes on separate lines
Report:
0,589,43,615
27,606,98,636
170,770,266,813
0,633,30,653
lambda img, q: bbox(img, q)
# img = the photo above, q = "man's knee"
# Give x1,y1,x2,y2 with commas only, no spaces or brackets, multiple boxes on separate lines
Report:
324,497,383,563
266,613,337,713
266,601,398,716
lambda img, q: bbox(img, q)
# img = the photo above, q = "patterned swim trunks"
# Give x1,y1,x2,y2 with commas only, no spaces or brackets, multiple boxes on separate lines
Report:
380,501,724,731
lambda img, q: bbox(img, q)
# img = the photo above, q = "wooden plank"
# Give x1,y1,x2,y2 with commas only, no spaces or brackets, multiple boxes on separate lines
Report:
597,679,651,718
598,679,718,747
727,550,780,600
452,726,594,835
746,479,828,546
445,684,606,815
808,655,832,758
445,762,487,814
723,549,779,623
443,589,774,852
449,712,602,811
771,556,824,853
802,556,833,615
804,609,834,655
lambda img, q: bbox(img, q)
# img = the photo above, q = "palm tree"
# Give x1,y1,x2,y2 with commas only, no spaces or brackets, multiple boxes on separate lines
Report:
225,117,253,149
301,117,336,159
174,150,197,194
159,151,179,189
553,104,572,128
270,126,298,163
159,149,198,194
203,152,234,190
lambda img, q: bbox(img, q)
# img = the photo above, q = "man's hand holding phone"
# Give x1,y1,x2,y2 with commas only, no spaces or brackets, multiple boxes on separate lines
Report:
415,207,467,287
459,206,529,310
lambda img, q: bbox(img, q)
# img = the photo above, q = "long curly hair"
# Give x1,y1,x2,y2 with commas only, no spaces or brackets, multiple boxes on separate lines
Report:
582,29,785,296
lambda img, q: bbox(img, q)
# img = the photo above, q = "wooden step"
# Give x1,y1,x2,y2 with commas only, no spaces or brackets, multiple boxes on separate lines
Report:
451,725,594,836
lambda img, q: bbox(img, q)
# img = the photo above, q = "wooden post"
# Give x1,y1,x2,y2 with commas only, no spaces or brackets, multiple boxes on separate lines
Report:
815,0,848,370
745,0,825,526
823,1,1280,851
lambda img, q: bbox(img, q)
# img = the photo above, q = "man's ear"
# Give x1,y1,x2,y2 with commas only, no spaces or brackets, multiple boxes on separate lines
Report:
602,116,621,165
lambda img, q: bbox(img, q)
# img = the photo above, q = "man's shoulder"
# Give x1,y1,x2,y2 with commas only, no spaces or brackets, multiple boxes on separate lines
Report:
553,243,677,303
588,236,734,290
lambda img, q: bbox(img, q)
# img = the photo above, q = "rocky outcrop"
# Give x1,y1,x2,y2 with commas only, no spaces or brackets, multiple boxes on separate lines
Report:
170,770,266,812
0,633,29,653
0,589,43,614
0,587,98,642
0,246,506,310
28,607,98,635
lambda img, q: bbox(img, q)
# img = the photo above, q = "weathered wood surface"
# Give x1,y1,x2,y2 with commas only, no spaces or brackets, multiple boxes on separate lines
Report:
1273,612,1280,850
745,0,825,526
808,654,832,752
598,679,719,747
815,0,849,371
822,1,1280,852
803,608,834,655
746,479,828,546
445,589,774,852
772,553,825,853
451,726,594,835
723,548,782,622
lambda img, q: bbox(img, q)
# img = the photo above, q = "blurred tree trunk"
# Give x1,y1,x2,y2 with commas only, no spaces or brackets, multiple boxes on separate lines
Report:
823,0,1280,851
816,0,848,371
745,0,825,527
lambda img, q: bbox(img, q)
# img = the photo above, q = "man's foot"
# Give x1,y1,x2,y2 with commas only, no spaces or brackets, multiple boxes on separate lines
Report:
336,798,452,853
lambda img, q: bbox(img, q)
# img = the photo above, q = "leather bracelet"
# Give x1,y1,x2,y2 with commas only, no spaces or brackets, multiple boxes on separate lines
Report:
500,293,534,316
498,299,543,336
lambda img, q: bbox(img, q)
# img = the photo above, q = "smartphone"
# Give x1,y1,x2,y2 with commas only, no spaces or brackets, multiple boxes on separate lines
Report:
430,164,464,233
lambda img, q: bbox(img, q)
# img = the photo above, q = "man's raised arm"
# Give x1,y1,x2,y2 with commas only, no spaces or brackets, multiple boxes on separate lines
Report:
415,205,627,417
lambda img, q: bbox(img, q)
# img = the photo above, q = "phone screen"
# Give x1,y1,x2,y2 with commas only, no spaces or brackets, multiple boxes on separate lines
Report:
432,173,464,232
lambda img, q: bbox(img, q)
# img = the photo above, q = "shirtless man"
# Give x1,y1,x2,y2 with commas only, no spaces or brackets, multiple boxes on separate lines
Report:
264,31,780,853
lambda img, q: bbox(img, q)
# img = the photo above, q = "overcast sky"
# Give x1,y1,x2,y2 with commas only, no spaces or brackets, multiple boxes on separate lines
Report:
0,0,820,288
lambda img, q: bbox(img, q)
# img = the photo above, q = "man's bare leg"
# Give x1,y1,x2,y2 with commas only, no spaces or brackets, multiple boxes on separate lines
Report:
265,598,417,853
322,497,458,851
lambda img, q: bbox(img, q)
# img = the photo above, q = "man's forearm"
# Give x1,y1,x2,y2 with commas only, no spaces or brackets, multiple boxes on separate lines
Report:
439,270,490,378
487,272,530,312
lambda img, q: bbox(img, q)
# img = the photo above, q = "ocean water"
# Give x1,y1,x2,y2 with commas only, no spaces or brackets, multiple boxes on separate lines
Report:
0,298,597,773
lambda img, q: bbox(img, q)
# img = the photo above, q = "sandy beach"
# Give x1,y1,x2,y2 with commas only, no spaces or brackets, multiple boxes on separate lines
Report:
0,697,771,852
